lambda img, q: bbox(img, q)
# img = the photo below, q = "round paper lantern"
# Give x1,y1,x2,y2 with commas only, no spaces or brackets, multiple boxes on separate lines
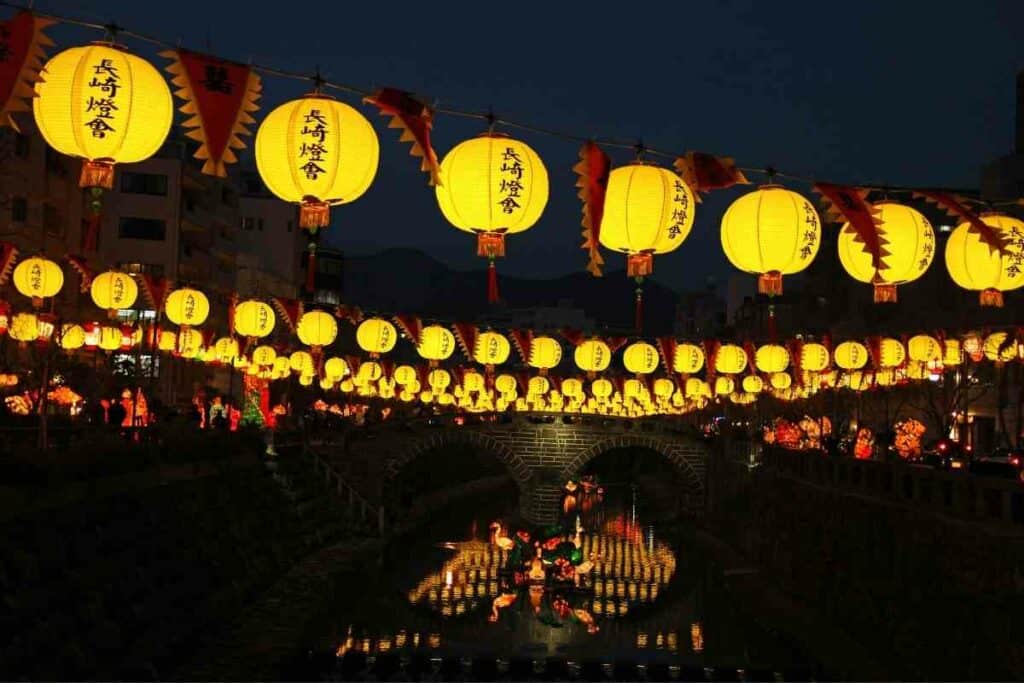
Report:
233,300,275,339
714,376,735,396
164,288,209,327
495,374,517,394
800,343,830,373
9,313,37,344
90,271,138,317
942,339,962,367
157,330,176,352
720,185,821,295
435,133,548,301
289,350,313,373
357,361,383,384
59,323,85,350
623,341,659,375
356,318,397,356
878,338,906,368
838,202,935,303
173,329,202,356
527,375,550,395
298,374,314,387
527,336,562,373
653,378,675,399
907,335,941,363
393,364,417,386
944,213,1024,307
319,377,335,391
714,344,748,374
983,332,1017,363
834,341,868,370
321,357,347,381
591,378,613,400
575,339,611,374
33,44,173,189
561,378,583,398
298,311,338,350
13,257,63,308
754,344,789,374
214,337,239,363
741,375,764,394
428,368,451,392
255,93,378,232
474,331,510,367
417,325,456,364
599,163,695,278
770,372,792,390
252,345,277,366
673,343,705,374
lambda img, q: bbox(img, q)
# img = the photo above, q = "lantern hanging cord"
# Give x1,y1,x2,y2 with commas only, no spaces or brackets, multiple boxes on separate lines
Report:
0,0,1011,201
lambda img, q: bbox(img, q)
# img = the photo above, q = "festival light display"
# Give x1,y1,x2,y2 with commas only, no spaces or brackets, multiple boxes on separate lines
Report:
12,256,63,308
944,213,1024,307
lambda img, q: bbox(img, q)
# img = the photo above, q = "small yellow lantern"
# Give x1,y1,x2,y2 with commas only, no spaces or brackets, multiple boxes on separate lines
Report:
13,256,63,308
213,337,240,363
942,339,962,367
983,332,1017,363
234,300,276,339
323,357,349,380
714,344,748,375
591,378,613,400
157,330,176,352
878,338,906,368
252,345,277,366
800,342,830,373
720,184,820,295
834,341,868,370
495,374,517,394
289,350,314,374
417,324,456,364
623,342,659,375
297,310,338,352
673,343,705,374
9,313,38,344
944,213,1024,307
907,335,941,364
164,288,210,327
428,368,451,392
474,331,511,367
393,364,417,386
741,375,764,394
90,271,138,317
527,336,562,374
356,318,397,356
754,344,790,374
59,324,86,351
575,339,611,375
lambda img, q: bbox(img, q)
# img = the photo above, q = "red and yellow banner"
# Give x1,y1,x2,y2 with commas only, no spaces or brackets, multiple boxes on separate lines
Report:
815,183,888,273
160,49,262,177
0,11,54,130
364,87,440,186
573,141,611,276
916,191,1006,253
674,152,748,200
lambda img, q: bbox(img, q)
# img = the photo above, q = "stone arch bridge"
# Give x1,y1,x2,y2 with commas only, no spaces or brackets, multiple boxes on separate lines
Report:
314,415,710,525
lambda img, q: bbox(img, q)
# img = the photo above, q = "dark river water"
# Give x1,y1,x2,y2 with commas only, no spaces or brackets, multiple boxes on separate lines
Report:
306,482,817,678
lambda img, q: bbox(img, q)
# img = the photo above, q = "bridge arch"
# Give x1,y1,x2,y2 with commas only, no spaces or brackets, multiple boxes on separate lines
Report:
383,428,534,488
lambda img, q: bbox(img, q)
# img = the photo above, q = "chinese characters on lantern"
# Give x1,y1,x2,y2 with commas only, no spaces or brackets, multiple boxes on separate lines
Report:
299,109,328,181
201,65,233,94
918,224,935,271
1006,226,1024,278
28,262,41,293
799,201,818,259
668,181,690,239
498,147,524,214
85,58,121,138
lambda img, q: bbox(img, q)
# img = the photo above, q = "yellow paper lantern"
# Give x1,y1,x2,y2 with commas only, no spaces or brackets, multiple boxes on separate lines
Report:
255,93,379,231
983,332,1017,363
97,325,122,352
417,325,456,363
623,342,659,375
528,336,562,373
59,323,86,350
174,328,202,356
356,318,397,355
720,185,821,295
942,339,962,367
298,310,338,349
495,374,517,394
435,133,548,270
527,375,550,395
319,377,334,391
714,376,735,396
252,345,277,366
714,344,747,375
9,313,37,344
770,372,792,390
233,300,275,339
878,338,905,368
907,335,941,363
393,364,417,386
214,337,240,363
754,344,789,374
164,288,209,327
653,378,675,399
90,271,138,317
800,343,830,373
838,202,935,303
13,257,63,308
289,350,313,373
298,374,314,387
33,44,173,189
575,339,612,374
157,330,176,352
599,163,695,278
428,368,451,392
834,341,868,370
357,361,383,383
591,378,613,400
673,343,705,374
561,378,583,398
474,331,510,367
944,213,1024,307
741,375,764,394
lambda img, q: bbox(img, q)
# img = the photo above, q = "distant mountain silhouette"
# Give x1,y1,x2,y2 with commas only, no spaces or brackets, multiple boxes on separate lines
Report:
341,248,680,335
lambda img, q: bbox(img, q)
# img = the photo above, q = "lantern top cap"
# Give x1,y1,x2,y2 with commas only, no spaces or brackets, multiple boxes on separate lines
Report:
475,130,510,139
756,183,785,190
301,90,336,101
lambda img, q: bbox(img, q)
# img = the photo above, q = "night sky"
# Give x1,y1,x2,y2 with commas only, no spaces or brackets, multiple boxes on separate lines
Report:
38,1,1024,291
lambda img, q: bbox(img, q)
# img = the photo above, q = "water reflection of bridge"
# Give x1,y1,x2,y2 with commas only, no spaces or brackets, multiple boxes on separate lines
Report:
312,414,711,525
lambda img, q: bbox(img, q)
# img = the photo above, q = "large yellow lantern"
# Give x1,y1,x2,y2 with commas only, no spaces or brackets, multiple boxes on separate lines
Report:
255,93,378,232
356,318,397,356
623,341,659,375
800,343,830,373
233,300,275,339
298,311,338,350
714,344,748,375
527,336,562,374
834,341,868,370
417,325,456,364
673,343,705,374
754,344,789,374
838,202,935,303
474,331,511,367
435,133,548,302
907,335,941,364
944,213,1024,307
164,288,209,327
90,271,138,317
720,185,821,295
33,44,173,190
575,339,611,375
878,338,906,368
599,163,695,279
13,257,63,308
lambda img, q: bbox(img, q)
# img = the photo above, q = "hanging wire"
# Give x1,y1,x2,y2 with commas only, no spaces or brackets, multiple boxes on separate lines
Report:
0,0,1018,203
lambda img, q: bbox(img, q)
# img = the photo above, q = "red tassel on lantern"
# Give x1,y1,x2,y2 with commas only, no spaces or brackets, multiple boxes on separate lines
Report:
627,252,654,278
873,282,897,303
79,159,115,190
300,197,330,230
477,232,505,304
980,288,1003,307
758,270,783,296
487,261,499,304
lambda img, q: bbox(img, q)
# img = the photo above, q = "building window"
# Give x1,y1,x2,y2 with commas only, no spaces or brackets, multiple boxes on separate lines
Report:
10,196,27,222
241,216,264,232
120,172,168,196
43,203,62,236
119,262,165,278
118,217,167,241
314,290,340,306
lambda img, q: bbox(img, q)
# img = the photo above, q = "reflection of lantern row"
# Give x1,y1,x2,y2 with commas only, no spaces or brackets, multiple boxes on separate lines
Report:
336,630,440,657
